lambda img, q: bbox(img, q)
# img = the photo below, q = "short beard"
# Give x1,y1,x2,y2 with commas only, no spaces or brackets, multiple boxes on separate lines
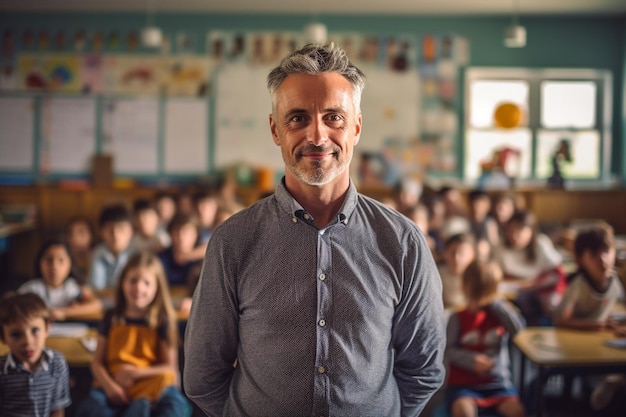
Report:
286,145,350,186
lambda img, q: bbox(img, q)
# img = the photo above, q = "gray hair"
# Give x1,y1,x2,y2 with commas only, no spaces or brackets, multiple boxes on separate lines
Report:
267,43,365,114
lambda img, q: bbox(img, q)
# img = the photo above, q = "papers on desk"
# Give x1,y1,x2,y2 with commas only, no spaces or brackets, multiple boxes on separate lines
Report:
49,322,90,337
604,339,626,349
80,336,98,352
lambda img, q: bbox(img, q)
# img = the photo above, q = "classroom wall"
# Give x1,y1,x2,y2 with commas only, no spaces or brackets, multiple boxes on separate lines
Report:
0,12,625,182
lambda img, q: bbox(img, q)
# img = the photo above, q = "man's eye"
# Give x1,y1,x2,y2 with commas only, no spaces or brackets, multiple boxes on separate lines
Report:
291,115,304,123
328,114,342,122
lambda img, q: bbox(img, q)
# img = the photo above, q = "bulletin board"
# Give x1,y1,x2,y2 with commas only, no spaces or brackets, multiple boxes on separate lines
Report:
0,27,469,184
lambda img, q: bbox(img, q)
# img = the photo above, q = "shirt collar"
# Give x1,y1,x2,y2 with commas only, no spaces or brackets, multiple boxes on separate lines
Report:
274,177,358,227
3,348,53,374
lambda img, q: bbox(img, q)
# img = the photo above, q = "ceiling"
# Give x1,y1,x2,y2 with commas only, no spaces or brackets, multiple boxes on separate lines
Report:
1,0,625,15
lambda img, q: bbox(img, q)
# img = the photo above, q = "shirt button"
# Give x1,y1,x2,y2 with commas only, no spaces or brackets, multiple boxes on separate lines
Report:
303,213,310,220
318,366,326,374
319,319,326,326
292,217,297,223
319,273,326,281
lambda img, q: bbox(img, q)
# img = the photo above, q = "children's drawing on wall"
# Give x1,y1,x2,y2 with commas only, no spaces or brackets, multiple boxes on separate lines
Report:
18,53,80,92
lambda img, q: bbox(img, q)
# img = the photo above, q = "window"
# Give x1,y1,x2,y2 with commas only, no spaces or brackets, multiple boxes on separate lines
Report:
464,68,611,185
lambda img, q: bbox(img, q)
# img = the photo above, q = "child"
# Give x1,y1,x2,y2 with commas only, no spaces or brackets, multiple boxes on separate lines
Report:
64,215,95,285
76,252,189,417
132,199,167,253
89,204,136,291
494,210,566,325
0,292,71,416
553,224,626,411
153,192,176,249
18,239,102,321
193,189,219,245
445,260,526,417
491,193,518,243
467,189,499,260
438,233,476,311
157,213,201,287
404,203,437,260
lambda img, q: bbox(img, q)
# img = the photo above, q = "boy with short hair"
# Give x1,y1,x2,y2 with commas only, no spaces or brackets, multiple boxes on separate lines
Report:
131,198,167,253
553,223,626,410
0,293,71,416
89,204,135,290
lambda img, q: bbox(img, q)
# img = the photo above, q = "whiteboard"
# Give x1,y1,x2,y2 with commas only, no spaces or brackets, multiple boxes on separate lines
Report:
42,97,96,173
164,98,208,173
214,63,282,170
0,97,34,171
102,98,159,174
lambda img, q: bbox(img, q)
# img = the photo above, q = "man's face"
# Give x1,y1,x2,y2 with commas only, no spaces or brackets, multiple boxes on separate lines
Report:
269,72,362,187
2,316,49,372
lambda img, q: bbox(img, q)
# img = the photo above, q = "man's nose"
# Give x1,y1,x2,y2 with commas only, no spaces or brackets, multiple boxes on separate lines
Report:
308,118,328,146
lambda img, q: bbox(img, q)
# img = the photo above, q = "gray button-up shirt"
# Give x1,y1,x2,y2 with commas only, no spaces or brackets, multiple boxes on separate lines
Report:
184,179,445,417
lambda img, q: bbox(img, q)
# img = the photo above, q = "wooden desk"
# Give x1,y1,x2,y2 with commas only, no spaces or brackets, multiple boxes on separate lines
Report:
514,327,626,417
0,329,96,367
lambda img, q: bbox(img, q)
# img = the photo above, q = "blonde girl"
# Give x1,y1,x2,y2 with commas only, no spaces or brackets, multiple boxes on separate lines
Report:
76,251,189,417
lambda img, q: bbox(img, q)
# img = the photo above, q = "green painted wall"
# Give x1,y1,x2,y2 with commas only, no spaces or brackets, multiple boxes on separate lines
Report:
1,12,624,182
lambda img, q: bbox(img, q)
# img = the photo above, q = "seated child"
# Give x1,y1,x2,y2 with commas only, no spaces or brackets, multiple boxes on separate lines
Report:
404,203,437,260
193,189,219,245
0,293,71,416
76,252,189,417
445,260,526,417
89,204,136,291
18,239,102,321
157,213,202,287
553,223,626,411
64,215,95,285
438,233,476,311
153,192,176,249
467,189,499,260
494,210,566,325
132,199,167,253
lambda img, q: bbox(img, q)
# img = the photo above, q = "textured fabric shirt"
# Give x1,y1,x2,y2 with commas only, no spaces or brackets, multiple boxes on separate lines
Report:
17,277,82,309
0,348,71,417
184,179,446,417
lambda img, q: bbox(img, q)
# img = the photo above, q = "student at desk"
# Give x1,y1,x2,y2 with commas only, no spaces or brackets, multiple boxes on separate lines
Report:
494,210,566,325
553,223,626,411
18,239,102,321
445,259,526,417
0,293,71,417
76,251,189,417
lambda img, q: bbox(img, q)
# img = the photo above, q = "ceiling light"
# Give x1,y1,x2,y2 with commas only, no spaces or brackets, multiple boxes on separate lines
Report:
504,0,526,48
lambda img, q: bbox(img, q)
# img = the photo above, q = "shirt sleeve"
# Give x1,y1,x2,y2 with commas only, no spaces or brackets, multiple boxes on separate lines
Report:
445,311,480,372
392,229,446,417
51,351,72,411
488,299,526,335
183,234,238,417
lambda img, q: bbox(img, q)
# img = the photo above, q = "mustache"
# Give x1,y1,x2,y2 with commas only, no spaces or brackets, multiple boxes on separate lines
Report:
296,144,340,158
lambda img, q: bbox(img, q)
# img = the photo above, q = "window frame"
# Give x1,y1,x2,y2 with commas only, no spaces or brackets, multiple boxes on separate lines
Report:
464,67,612,186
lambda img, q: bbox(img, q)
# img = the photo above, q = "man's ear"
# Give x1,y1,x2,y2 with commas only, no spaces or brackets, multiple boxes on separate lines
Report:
269,113,280,146
353,113,362,146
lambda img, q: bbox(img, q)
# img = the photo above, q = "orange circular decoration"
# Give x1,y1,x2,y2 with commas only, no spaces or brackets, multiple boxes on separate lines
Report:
494,102,521,128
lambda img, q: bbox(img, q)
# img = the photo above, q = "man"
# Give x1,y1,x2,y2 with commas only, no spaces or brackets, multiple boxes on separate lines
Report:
184,43,445,417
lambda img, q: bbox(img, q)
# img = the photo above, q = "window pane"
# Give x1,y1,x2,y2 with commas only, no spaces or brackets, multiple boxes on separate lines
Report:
464,129,532,181
469,81,529,128
541,81,596,128
535,130,600,179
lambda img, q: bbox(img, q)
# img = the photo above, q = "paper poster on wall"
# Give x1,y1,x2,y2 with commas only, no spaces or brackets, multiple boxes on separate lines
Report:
103,55,165,95
18,53,81,92
102,98,159,174
0,97,34,171
163,56,213,97
164,98,208,173
214,62,281,170
359,66,420,151
41,97,96,173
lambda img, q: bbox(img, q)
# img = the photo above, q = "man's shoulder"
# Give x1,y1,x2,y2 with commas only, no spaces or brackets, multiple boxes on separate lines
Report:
355,193,420,230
